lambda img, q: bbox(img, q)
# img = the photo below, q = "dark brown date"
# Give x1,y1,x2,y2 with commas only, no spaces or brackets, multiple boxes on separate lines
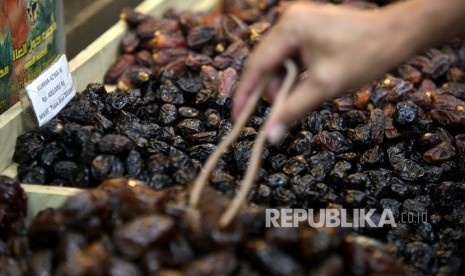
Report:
104,54,136,84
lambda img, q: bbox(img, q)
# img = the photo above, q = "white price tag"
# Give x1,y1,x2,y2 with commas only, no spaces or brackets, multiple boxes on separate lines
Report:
26,55,76,127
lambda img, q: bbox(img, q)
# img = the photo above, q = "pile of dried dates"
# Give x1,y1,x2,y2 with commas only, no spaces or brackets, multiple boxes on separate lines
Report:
10,0,465,274
6,178,405,275
0,176,30,274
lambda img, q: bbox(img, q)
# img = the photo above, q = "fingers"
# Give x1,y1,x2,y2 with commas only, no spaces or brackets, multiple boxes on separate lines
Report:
265,77,330,144
262,74,284,104
232,21,298,120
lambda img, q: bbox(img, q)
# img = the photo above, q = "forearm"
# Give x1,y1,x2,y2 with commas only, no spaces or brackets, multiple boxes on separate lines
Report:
383,0,465,61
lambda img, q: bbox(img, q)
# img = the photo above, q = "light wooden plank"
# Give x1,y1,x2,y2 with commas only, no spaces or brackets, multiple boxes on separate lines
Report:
22,184,82,218
190,0,220,12
2,162,17,178
0,103,26,173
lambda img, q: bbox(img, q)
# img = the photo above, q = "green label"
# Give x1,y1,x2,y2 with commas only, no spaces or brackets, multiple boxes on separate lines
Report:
0,0,62,114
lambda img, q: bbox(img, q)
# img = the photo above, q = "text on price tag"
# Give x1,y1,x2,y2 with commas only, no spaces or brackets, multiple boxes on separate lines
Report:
26,55,76,127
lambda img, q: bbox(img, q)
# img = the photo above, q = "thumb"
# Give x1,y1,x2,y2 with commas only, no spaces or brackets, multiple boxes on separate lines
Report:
265,77,330,144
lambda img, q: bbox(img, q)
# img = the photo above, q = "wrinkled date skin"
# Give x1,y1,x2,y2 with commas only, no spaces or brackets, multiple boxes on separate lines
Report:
0,176,29,275
0,176,27,234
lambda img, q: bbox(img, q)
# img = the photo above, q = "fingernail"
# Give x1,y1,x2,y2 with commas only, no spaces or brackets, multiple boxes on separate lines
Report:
267,122,286,145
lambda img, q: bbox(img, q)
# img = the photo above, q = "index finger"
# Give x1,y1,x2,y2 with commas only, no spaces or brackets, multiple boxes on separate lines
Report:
232,21,299,120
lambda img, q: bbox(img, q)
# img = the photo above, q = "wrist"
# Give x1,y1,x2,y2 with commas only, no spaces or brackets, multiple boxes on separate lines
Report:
381,0,465,59
377,4,421,66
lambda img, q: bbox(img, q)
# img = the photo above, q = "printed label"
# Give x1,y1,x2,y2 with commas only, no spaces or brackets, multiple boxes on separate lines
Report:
26,55,75,126
0,0,63,114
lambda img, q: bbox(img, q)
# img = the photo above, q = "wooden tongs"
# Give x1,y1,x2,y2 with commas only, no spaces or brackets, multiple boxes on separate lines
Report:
189,59,298,227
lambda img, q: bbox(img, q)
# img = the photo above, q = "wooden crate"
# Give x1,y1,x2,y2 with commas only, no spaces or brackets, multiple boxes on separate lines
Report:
0,0,218,216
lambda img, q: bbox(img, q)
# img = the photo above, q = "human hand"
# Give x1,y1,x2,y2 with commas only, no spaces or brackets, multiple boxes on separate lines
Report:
232,2,412,144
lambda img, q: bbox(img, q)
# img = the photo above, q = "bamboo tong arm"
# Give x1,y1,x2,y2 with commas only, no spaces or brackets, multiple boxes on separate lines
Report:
189,74,271,208
189,59,298,227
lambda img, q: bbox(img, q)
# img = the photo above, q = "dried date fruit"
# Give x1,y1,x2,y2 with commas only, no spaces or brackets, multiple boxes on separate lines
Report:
369,108,385,145
121,31,140,53
332,95,355,111
201,65,220,91
249,21,271,44
185,53,213,70
212,40,249,70
266,173,289,188
251,184,272,203
188,131,218,144
203,108,221,129
354,84,371,109
246,239,304,276
113,214,175,259
187,26,216,49
184,251,238,275
150,30,186,49
188,143,216,161
324,113,346,132
40,141,63,167
159,103,178,125
177,119,205,136
238,127,257,140
53,161,78,181
54,242,112,276
423,141,456,164
98,134,134,154
359,146,385,168
343,235,406,275
348,124,372,146
282,155,308,176
13,132,45,165
125,150,144,178
430,109,465,127
398,64,422,84
395,101,418,125
268,153,287,171
393,158,425,182
120,8,149,27
384,117,402,140
177,106,199,118
105,54,136,84
222,14,249,42
312,131,352,153
343,110,367,128
430,93,465,111
136,18,179,40
158,81,184,105
134,50,154,67
28,208,64,249
423,48,451,78
26,250,53,276
91,155,125,181
289,131,312,157
330,160,352,182
218,67,238,97
387,78,414,103
152,47,188,66
0,176,27,234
